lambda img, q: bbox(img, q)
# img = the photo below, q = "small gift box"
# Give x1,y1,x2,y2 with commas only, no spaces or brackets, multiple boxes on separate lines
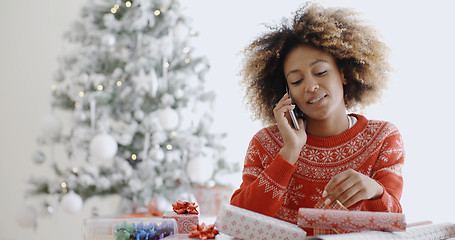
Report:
214,204,307,240
163,201,200,234
82,217,177,240
298,207,406,232
163,211,199,234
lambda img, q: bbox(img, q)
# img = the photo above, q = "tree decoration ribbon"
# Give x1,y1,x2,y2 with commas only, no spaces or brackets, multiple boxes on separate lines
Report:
187,223,219,240
172,200,199,214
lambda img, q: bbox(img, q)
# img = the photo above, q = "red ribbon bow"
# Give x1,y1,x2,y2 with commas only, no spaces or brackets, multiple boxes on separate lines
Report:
172,200,199,214
188,223,219,240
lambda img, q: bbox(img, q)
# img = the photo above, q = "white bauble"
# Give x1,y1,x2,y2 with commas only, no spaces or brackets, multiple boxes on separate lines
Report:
158,107,179,130
89,133,118,161
155,195,172,212
74,110,87,122
174,89,184,99
16,205,37,228
173,22,188,42
134,110,145,121
186,157,214,185
101,34,116,46
151,131,167,145
149,147,165,161
61,191,83,214
32,151,46,164
40,113,63,137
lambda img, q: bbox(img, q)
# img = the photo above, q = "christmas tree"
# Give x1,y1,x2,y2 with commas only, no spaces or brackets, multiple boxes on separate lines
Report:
24,0,237,220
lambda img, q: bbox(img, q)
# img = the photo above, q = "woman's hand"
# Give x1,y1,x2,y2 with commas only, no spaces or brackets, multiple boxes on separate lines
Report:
273,93,306,165
322,169,384,208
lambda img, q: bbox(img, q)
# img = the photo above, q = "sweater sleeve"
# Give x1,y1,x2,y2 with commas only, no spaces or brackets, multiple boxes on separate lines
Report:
362,123,405,213
230,135,296,216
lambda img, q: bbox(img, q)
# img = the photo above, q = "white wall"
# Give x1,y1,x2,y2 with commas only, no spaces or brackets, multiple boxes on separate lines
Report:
1,0,454,239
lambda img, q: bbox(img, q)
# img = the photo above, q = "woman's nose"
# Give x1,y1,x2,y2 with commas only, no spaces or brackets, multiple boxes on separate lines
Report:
304,78,319,92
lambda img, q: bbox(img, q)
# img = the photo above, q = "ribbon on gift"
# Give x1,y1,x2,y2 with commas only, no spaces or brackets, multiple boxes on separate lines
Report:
298,199,406,234
172,200,199,214
188,223,219,239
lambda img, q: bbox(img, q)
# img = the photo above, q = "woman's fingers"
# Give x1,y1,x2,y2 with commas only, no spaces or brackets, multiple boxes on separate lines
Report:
273,94,295,125
323,169,384,208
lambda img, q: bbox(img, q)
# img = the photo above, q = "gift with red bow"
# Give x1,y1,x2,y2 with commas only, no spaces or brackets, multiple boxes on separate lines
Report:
163,200,200,234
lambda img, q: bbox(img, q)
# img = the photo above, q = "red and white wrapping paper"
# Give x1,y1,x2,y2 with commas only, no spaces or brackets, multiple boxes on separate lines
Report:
298,208,406,232
215,204,306,240
163,211,199,234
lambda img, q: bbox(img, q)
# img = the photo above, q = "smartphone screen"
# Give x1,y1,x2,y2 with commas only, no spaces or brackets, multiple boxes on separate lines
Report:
286,86,300,130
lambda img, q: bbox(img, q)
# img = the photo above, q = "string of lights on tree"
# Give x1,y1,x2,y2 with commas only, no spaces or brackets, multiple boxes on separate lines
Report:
17,0,238,229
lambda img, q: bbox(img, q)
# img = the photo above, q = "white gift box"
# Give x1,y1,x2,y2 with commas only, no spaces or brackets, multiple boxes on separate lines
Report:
214,204,306,240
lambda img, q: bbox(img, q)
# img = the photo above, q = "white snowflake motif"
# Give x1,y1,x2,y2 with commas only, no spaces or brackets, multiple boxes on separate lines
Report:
378,139,403,163
305,149,319,162
346,139,360,155
283,179,305,205
310,188,325,202
333,147,347,161
320,150,333,163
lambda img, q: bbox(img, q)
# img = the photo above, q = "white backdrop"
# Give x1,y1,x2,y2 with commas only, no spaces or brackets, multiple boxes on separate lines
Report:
1,0,454,239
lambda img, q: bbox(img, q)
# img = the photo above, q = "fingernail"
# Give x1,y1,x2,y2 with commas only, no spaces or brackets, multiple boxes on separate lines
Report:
324,198,331,205
322,190,327,198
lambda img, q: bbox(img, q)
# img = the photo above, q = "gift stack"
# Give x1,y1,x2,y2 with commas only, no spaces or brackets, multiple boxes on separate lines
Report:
83,200,455,240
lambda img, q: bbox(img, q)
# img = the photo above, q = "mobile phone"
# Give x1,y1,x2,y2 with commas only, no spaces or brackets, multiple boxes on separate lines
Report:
286,86,300,130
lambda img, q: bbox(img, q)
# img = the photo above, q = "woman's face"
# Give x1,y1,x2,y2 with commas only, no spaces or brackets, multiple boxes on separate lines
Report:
283,45,346,121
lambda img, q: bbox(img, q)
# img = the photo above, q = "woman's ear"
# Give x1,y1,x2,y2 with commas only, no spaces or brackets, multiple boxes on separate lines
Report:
340,72,348,85
340,69,347,85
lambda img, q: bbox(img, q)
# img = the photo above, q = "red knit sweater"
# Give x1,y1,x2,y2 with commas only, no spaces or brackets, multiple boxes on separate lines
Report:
230,114,404,235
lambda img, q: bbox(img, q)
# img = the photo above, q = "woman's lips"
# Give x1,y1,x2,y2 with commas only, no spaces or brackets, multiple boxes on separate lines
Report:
307,94,327,104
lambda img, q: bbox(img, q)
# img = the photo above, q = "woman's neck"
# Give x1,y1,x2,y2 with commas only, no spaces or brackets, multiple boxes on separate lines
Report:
305,112,350,138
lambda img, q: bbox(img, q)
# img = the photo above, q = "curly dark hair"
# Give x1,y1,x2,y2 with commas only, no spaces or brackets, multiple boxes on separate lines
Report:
240,3,391,125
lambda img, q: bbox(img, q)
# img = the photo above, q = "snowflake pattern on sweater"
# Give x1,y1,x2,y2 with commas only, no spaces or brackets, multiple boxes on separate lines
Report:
231,114,405,235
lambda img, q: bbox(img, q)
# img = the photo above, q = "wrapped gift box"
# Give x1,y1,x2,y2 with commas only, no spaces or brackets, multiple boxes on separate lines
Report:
82,217,177,240
163,211,199,234
298,208,406,232
215,204,306,240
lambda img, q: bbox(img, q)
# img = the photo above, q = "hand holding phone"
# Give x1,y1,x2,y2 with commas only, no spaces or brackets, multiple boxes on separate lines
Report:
286,86,300,130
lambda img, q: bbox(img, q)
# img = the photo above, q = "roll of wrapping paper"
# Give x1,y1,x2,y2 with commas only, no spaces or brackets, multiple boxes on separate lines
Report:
298,206,406,232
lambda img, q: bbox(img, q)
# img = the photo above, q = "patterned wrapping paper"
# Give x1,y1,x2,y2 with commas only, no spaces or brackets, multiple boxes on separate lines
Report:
309,222,455,240
214,204,306,240
163,211,199,234
312,199,351,235
298,207,406,232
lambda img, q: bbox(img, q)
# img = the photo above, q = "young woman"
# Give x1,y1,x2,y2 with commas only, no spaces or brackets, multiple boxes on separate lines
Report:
230,3,404,236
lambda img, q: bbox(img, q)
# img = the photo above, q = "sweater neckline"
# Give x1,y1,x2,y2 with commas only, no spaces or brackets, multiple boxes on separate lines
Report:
305,113,367,148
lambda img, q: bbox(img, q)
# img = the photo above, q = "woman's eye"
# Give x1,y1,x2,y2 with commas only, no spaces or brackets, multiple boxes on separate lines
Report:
315,70,327,76
291,79,302,85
